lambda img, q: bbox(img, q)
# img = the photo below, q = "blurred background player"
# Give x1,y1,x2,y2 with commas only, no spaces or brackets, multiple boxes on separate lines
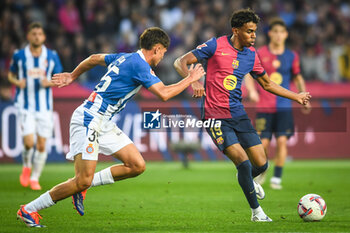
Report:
8,22,62,190
16,27,205,228
174,9,311,222
245,18,311,190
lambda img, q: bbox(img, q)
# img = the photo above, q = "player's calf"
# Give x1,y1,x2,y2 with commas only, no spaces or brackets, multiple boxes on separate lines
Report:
252,162,268,178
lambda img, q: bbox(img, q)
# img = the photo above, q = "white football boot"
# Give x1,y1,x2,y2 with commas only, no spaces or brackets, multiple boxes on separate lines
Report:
251,206,273,222
253,180,265,200
270,177,282,190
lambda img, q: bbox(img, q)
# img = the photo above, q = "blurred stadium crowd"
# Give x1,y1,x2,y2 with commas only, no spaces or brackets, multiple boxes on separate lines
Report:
1,0,350,100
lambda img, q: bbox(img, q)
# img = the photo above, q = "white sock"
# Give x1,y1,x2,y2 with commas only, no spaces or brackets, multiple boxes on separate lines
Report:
22,148,34,168
90,167,114,187
24,191,55,213
30,151,48,181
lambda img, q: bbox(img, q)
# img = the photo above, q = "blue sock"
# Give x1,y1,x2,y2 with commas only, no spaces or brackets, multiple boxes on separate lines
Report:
251,162,268,178
274,166,283,178
236,160,259,209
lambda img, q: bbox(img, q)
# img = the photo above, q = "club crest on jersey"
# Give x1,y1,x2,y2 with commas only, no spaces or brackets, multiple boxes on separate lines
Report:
223,75,237,91
272,59,281,69
86,143,94,154
196,43,207,49
232,59,239,69
216,137,224,145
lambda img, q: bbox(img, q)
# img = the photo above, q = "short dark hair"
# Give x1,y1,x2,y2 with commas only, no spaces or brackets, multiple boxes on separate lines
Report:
27,22,44,33
230,8,260,28
268,17,287,30
139,27,170,50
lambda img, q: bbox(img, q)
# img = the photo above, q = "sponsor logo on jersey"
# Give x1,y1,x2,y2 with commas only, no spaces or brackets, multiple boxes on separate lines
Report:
223,75,237,91
232,59,239,69
270,72,283,85
28,68,46,78
86,143,94,154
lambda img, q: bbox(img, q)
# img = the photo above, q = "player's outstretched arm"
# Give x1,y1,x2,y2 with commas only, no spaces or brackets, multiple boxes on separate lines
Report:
149,64,205,101
174,52,206,98
52,54,107,88
256,73,311,105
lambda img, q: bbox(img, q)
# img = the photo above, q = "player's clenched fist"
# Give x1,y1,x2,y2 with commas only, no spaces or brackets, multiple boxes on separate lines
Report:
296,92,311,105
52,72,74,88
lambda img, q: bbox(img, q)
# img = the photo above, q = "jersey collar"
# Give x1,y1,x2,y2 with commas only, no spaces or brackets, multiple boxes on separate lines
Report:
226,35,248,54
25,44,47,58
137,50,146,61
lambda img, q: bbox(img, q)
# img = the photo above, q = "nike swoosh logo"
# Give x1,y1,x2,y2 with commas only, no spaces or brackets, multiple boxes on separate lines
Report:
221,52,231,56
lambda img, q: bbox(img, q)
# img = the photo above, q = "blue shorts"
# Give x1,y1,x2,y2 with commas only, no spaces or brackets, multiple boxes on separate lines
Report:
206,114,262,151
255,111,294,140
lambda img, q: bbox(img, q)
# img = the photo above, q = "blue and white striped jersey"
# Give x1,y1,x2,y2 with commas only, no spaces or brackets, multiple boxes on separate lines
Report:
82,50,161,131
10,45,63,112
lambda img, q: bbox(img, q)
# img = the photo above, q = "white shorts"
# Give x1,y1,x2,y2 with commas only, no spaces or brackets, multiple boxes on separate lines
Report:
66,106,133,161
18,109,53,138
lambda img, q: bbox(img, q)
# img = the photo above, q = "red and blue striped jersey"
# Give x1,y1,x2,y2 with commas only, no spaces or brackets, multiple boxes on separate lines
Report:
192,35,265,119
256,45,300,112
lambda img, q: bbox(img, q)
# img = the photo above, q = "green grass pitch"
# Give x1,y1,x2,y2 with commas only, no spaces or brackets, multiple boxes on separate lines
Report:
1,160,350,233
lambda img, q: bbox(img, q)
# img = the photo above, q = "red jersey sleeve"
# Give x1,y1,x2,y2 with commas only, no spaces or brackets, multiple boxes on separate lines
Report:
249,50,266,79
292,51,301,76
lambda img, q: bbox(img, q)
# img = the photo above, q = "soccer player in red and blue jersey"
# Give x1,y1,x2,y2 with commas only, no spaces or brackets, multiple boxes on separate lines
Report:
174,9,311,222
245,18,311,190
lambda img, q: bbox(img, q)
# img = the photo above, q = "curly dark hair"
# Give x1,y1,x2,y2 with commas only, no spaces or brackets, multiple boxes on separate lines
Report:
230,8,260,28
139,27,170,50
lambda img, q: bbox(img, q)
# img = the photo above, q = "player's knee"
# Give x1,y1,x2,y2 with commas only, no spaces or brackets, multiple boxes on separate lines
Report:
276,136,287,146
76,176,93,191
24,140,34,150
130,160,146,176
258,162,268,173
36,143,46,152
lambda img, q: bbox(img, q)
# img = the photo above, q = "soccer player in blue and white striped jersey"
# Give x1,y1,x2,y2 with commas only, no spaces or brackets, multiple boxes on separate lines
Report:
16,27,205,227
8,22,62,191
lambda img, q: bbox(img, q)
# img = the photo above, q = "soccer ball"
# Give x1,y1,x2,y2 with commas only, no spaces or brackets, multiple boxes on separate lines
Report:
297,194,327,221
